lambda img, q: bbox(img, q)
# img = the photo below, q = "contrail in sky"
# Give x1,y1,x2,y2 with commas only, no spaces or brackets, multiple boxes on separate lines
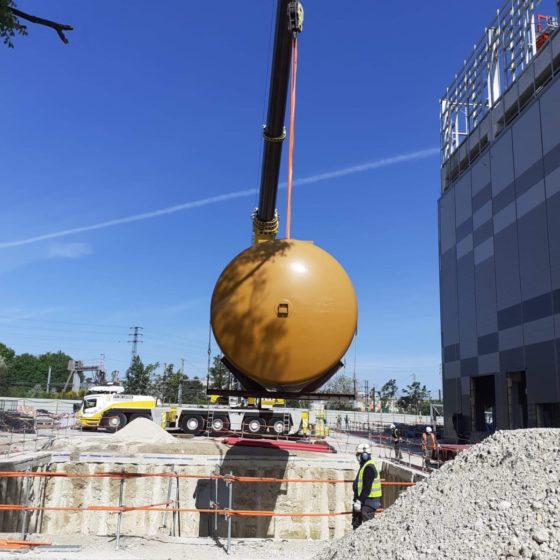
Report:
0,147,438,249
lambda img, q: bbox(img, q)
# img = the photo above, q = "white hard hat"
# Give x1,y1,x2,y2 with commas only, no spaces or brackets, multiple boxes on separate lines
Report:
355,443,371,455
390,423,396,429
426,426,432,433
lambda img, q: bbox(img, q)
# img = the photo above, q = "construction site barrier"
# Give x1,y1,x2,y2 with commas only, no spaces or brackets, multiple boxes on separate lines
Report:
0,469,414,553
0,471,416,484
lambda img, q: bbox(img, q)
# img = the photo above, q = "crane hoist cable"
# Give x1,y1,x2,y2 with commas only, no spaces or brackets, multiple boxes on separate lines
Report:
285,35,298,240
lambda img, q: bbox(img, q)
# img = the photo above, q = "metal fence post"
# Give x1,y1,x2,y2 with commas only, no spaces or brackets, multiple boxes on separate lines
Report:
175,474,181,537
20,468,31,540
163,468,174,535
214,473,219,535
115,475,125,550
226,472,233,555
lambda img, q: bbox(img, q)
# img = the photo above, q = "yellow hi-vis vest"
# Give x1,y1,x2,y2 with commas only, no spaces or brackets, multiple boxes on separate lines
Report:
357,459,382,499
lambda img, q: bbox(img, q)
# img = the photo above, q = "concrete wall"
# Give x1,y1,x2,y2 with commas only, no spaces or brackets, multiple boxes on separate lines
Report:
1,452,423,540
36,453,357,540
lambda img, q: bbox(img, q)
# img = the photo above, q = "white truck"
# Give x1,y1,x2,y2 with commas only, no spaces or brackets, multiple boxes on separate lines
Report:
75,387,156,432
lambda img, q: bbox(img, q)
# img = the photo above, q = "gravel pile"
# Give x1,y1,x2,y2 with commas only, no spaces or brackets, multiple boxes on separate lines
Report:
316,429,560,560
112,417,177,444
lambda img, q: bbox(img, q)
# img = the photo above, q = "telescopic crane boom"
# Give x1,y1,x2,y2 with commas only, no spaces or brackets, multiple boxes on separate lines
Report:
253,0,303,242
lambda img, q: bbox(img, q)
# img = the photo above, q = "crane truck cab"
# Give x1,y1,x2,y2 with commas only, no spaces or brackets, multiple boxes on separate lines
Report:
75,391,156,432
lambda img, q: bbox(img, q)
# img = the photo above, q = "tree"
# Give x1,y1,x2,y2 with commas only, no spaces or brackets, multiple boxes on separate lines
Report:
380,379,398,411
151,364,186,404
0,356,9,391
124,356,158,395
37,351,73,390
0,343,15,393
181,375,206,404
208,356,230,390
397,381,431,415
0,0,73,47
322,373,355,410
0,342,15,363
11,352,41,388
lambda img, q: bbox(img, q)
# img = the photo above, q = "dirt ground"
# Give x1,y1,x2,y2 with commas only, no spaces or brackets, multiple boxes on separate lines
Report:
0,533,326,560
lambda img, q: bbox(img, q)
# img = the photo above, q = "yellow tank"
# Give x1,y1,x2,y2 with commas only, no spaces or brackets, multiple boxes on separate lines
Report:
210,239,357,391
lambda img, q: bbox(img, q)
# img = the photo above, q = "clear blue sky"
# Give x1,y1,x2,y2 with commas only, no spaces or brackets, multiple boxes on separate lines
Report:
2,1,553,395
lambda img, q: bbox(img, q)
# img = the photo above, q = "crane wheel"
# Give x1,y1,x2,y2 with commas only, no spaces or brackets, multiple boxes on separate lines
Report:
210,416,230,435
270,419,287,435
105,412,127,433
180,414,205,435
244,417,266,435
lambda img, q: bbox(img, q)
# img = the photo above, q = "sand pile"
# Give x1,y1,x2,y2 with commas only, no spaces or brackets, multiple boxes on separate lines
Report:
112,417,177,444
315,429,560,560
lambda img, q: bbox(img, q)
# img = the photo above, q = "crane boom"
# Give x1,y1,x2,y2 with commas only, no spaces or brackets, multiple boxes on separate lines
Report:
253,0,303,242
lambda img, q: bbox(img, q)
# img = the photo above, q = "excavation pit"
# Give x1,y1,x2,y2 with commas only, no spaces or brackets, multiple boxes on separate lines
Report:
0,429,423,544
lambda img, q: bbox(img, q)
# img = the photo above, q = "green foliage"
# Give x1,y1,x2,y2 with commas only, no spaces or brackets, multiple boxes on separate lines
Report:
0,343,74,396
0,342,16,363
0,0,26,47
380,378,398,410
180,376,206,404
208,355,230,390
323,373,355,410
397,381,431,414
124,356,158,395
151,363,186,404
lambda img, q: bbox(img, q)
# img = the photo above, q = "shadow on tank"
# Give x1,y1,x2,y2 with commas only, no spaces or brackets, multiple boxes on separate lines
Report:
194,442,289,539
211,240,291,390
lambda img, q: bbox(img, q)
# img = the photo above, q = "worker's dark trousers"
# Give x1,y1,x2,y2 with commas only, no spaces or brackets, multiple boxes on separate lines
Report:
351,505,375,530
393,441,402,460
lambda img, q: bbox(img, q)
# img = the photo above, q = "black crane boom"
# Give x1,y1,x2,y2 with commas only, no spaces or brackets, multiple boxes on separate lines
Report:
254,0,303,239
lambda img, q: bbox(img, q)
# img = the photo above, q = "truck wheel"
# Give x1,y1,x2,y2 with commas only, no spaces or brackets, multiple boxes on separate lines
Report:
210,416,230,435
245,417,266,434
180,414,205,435
105,412,127,432
270,418,287,435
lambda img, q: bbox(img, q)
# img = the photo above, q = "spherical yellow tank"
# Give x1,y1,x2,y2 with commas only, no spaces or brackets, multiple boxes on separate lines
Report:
210,239,357,391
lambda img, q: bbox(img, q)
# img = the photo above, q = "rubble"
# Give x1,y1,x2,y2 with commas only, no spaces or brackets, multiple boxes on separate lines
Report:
0,411,35,433
315,429,560,560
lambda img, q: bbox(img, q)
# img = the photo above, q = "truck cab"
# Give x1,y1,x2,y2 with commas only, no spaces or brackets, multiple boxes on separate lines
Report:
75,392,156,432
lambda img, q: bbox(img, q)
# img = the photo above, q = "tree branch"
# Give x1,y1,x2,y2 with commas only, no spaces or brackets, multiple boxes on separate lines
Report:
9,7,73,43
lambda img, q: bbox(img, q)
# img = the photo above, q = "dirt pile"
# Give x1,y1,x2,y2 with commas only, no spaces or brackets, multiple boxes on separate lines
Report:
112,417,177,444
315,429,560,560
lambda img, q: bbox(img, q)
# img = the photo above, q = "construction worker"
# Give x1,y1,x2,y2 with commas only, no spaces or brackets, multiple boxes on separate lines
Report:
390,423,402,460
352,443,382,530
421,426,438,468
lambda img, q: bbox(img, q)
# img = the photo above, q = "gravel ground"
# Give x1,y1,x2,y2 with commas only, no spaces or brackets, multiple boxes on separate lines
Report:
0,534,326,560
315,429,560,560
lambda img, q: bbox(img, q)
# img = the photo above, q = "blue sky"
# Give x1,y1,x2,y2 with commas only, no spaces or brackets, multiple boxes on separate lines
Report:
2,1,554,395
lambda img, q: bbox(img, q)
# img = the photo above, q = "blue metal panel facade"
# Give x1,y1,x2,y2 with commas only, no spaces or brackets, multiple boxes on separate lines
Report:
439,72,560,440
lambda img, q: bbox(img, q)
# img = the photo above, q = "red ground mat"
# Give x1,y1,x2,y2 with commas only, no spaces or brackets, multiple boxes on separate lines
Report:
222,437,336,453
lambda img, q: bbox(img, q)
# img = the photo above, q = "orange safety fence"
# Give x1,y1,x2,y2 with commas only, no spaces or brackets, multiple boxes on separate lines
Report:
0,470,415,486
0,503,383,517
0,468,410,534
0,538,51,550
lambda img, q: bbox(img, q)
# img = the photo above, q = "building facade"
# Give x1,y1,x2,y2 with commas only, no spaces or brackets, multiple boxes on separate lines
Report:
438,1,560,441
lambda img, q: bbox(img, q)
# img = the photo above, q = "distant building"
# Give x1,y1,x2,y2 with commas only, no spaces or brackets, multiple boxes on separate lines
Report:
438,1,560,441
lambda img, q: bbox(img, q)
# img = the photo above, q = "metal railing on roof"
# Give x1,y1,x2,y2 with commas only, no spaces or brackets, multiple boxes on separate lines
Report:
439,0,559,164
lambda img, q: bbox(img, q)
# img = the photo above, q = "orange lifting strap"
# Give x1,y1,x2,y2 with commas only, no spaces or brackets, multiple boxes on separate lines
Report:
285,35,298,239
